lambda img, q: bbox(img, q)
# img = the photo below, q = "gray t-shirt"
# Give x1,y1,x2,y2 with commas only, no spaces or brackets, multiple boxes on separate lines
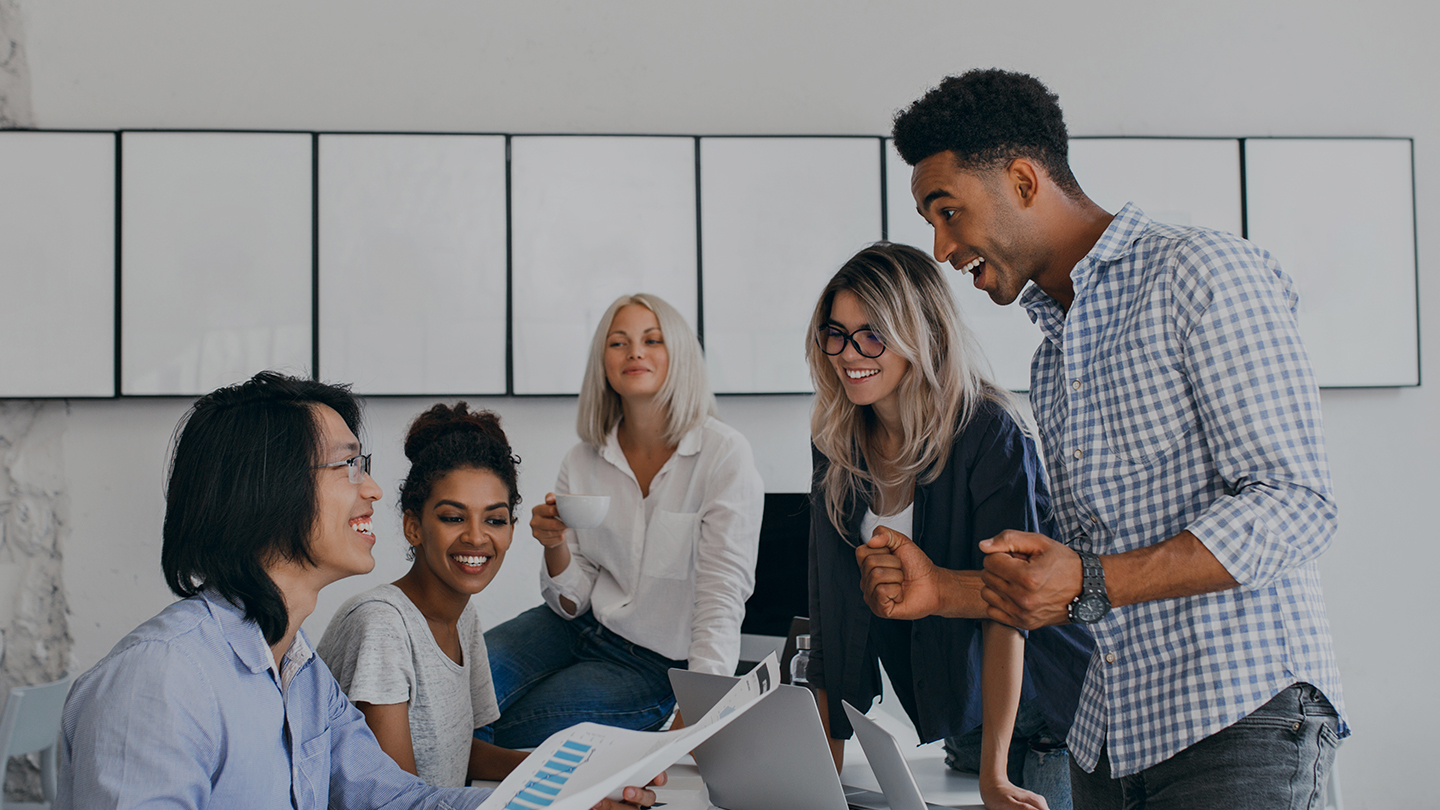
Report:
318,583,501,788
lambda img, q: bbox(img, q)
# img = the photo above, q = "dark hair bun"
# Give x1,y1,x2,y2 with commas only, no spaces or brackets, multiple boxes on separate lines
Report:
403,402,507,463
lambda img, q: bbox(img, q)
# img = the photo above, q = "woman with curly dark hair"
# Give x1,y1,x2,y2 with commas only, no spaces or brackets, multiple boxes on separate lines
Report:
319,403,528,787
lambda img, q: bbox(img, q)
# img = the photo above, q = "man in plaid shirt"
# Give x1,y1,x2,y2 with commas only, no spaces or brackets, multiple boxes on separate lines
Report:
857,69,1345,809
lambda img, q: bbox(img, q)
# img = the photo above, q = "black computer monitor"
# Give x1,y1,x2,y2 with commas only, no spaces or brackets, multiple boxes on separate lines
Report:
740,492,810,638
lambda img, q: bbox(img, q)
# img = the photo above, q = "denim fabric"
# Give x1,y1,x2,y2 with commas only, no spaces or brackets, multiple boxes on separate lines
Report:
1070,683,1340,810
477,605,686,748
944,698,1073,810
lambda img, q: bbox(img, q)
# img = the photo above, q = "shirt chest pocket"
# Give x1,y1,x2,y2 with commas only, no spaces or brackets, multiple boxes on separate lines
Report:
294,728,331,808
1094,344,1196,464
641,509,699,580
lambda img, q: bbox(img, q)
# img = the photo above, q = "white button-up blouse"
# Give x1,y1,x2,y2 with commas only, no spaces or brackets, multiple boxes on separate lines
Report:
541,417,765,676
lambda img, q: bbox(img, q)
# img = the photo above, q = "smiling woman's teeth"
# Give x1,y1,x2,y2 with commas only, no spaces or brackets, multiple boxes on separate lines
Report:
454,554,489,567
846,369,879,380
959,257,985,274
349,518,374,537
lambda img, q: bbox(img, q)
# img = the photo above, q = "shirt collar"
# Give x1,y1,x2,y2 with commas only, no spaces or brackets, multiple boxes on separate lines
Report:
200,588,313,675
1020,202,1152,325
600,418,706,470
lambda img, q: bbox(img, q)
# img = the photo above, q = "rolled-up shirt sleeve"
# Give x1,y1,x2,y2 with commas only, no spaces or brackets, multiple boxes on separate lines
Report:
539,453,602,618
1175,243,1339,587
686,434,765,676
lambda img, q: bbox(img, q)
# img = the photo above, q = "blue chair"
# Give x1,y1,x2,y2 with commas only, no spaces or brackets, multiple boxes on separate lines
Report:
0,675,71,810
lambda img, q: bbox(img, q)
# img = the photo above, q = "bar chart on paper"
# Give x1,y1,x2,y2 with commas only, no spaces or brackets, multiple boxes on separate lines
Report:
505,737,600,809
481,657,779,810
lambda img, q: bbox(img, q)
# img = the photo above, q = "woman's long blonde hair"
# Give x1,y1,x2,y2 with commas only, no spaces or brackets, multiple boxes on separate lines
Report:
806,242,1016,533
577,293,717,449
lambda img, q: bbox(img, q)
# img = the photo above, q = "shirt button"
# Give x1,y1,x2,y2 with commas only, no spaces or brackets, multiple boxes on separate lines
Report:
1090,514,1099,524
1073,449,1083,460
1104,652,1117,664
1072,379,1082,391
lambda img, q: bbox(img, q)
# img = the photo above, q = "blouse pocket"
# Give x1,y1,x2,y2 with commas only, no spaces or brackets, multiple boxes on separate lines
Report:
641,509,699,580
295,728,332,807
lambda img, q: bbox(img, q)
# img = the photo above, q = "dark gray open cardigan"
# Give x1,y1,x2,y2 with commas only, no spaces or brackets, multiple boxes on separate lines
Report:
807,400,1094,742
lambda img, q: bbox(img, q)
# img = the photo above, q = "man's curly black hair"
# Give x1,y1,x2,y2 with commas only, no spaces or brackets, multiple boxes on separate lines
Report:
892,68,1082,197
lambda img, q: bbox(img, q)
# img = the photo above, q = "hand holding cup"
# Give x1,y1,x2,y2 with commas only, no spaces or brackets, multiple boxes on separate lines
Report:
531,493,611,549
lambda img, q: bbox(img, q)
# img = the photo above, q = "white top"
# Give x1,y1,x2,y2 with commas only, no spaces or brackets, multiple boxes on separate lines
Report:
860,502,915,546
317,583,501,788
542,416,765,676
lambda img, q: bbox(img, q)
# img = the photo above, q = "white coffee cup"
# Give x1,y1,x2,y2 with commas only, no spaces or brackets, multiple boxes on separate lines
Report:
554,494,611,529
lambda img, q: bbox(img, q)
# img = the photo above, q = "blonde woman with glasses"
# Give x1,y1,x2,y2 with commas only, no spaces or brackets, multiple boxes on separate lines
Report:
805,243,1092,810
479,294,764,747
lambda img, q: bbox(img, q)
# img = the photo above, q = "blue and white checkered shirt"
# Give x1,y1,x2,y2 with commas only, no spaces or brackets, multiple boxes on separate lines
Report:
1020,203,1349,777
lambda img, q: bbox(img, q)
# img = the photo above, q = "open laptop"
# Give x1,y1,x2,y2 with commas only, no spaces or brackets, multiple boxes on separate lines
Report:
841,701,959,810
670,669,912,810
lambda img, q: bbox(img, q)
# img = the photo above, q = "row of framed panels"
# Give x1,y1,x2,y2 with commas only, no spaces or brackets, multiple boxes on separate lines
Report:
0,131,1419,398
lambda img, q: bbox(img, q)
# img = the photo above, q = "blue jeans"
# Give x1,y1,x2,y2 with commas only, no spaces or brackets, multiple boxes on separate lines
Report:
944,698,1074,810
476,605,686,748
1070,683,1341,810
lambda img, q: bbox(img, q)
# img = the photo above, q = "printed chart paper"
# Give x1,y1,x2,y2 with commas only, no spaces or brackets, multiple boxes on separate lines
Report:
481,655,780,810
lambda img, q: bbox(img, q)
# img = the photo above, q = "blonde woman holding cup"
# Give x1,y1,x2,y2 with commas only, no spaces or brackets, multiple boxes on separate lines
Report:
480,293,765,747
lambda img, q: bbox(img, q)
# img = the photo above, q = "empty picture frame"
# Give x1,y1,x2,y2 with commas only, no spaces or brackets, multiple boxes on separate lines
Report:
702,137,883,394
319,134,508,395
510,136,699,395
121,132,313,395
1244,138,1418,387
1069,138,1243,235
0,132,116,398
883,142,1039,392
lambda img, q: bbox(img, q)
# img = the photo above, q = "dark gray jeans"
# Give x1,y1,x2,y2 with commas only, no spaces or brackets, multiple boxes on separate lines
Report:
1072,683,1341,810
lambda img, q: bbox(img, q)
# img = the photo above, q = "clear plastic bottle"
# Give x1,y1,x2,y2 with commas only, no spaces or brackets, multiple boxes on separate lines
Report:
790,633,811,687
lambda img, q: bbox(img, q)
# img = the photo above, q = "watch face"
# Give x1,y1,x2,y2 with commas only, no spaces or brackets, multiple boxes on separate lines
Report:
1072,593,1109,624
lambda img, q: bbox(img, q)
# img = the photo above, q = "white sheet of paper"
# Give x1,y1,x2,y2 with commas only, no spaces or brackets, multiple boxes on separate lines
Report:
480,654,780,810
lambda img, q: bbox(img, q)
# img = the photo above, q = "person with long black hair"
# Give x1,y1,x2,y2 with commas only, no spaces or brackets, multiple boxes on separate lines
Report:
57,371,663,810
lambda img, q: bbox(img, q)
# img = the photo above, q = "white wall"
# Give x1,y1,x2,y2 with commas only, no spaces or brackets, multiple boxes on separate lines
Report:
20,1,1440,806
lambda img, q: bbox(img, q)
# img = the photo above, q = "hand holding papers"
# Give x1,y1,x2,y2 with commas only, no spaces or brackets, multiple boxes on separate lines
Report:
481,654,780,810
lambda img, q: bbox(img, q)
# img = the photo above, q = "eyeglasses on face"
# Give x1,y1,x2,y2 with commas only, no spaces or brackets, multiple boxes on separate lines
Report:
314,453,372,484
816,325,886,358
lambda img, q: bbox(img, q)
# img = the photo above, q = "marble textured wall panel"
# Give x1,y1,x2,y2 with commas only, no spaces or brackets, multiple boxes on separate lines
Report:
0,0,32,129
0,402,71,805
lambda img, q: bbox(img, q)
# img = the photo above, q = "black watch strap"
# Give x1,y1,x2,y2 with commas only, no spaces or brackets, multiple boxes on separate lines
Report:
1068,550,1111,624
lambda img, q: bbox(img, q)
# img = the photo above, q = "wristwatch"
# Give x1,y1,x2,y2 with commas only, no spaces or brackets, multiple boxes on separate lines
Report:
1067,550,1111,624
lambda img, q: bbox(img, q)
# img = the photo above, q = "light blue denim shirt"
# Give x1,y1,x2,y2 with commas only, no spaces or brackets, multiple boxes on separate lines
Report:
59,589,488,810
